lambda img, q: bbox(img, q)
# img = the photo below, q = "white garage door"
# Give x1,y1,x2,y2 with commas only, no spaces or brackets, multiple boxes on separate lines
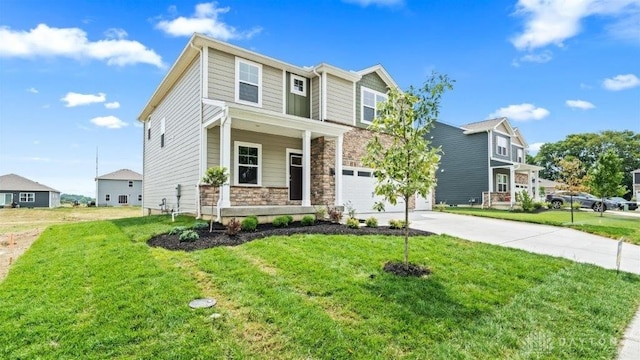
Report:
342,168,405,214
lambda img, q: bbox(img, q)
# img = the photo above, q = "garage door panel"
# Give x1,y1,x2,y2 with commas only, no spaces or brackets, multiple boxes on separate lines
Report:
342,168,404,214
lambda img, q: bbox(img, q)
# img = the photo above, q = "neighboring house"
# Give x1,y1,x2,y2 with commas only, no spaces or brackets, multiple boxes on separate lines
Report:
137,33,422,218
633,169,640,201
0,173,61,208
95,169,143,207
430,118,543,207
535,178,559,199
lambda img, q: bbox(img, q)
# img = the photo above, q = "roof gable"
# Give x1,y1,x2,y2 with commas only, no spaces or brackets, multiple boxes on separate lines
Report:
96,169,142,181
356,64,398,89
0,173,60,192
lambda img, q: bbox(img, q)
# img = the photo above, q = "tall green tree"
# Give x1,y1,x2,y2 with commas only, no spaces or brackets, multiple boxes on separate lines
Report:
363,72,453,270
202,166,229,231
555,156,588,223
586,150,627,217
533,130,640,198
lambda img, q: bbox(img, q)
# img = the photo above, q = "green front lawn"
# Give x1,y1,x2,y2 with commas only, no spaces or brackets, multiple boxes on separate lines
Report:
1,216,639,359
444,207,640,245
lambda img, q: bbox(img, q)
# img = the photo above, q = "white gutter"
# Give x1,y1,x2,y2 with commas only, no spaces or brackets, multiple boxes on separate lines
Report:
190,40,204,219
312,68,323,121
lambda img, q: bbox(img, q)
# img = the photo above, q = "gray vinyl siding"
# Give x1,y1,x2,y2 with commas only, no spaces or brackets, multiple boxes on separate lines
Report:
311,77,320,120
285,73,310,118
262,65,283,113
430,122,489,205
325,74,354,125
144,58,201,213
231,129,301,187
206,126,221,168
96,180,142,206
356,72,389,128
5,191,54,208
492,132,511,160
203,103,224,123
208,48,235,103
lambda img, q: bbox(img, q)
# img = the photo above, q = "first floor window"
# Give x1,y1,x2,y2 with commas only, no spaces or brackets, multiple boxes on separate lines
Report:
118,195,128,204
105,194,110,201
19,192,35,202
497,174,508,192
138,194,142,201
235,141,261,185
361,87,387,124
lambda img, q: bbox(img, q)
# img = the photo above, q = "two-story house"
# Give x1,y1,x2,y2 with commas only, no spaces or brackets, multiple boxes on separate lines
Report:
137,33,415,219
95,169,143,207
430,118,543,208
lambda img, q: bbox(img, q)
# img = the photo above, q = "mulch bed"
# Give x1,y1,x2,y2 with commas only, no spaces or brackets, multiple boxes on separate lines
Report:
147,220,434,252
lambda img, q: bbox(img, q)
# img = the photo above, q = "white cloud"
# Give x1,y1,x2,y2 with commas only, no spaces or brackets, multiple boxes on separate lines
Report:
61,92,106,107
512,50,553,66
566,99,595,110
602,74,640,91
104,101,120,109
156,2,262,40
90,115,128,129
528,142,545,153
343,0,404,6
104,28,127,40
511,0,640,51
489,103,550,121
0,23,164,68
26,87,38,93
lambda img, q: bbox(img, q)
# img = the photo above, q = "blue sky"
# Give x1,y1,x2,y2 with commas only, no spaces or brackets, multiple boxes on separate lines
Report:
1,0,638,196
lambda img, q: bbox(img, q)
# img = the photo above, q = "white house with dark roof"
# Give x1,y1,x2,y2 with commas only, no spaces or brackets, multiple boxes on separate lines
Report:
95,169,142,207
0,173,61,208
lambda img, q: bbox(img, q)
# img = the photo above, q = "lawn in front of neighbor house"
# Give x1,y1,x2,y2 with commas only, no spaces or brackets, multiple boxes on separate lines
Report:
1,215,639,359
444,207,640,245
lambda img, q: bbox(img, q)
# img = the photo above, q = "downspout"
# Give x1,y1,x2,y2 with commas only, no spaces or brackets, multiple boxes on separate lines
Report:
313,68,323,121
216,107,229,223
190,40,204,219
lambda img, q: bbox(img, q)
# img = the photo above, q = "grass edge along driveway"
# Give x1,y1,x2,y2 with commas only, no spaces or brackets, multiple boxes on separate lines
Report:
444,207,640,245
1,215,639,359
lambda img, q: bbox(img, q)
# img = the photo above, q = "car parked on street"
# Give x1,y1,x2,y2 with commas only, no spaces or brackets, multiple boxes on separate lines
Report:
607,197,638,211
545,191,617,212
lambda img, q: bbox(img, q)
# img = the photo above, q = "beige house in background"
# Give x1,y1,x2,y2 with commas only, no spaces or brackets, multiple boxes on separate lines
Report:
137,33,426,219
633,169,640,201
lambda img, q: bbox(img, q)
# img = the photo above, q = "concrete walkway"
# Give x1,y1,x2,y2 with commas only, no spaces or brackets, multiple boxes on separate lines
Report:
364,210,640,359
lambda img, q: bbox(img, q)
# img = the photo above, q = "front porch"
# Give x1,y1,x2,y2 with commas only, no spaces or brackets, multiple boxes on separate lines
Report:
482,162,543,209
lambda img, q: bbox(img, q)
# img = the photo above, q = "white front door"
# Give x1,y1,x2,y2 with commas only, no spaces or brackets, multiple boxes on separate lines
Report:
341,167,405,214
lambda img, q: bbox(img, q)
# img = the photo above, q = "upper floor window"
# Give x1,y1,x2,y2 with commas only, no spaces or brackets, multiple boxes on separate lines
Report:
128,181,133,187
19,192,35,202
290,74,306,96
147,120,151,140
235,58,262,106
496,136,508,157
361,87,387,124
160,117,166,148
235,141,262,186
517,148,524,163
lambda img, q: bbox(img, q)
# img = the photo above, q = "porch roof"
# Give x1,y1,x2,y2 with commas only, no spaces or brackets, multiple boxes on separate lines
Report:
491,162,544,172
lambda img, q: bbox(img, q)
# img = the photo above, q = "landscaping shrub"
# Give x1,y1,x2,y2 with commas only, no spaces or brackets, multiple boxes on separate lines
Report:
314,206,327,220
328,207,343,223
435,201,447,211
365,217,378,228
179,230,199,242
226,218,241,236
301,215,315,226
285,215,294,224
515,190,535,212
346,217,360,229
241,216,258,231
344,201,356,218
571,201,582,210
533,201,545,211
389,219,407,229
545,201,553,209
169,226,187,235
273,215,291,228
192,222,209,231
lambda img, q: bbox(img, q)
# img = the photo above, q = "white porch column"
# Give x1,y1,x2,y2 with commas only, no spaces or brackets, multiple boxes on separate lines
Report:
219,114,232,208
510,166,516,205
302,130,311,206
488,167,493,206
528,169,534,198
335,134,343,206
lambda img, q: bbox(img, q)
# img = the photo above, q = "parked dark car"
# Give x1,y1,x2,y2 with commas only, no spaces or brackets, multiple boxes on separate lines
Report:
546,191,617,212
607,197,638,211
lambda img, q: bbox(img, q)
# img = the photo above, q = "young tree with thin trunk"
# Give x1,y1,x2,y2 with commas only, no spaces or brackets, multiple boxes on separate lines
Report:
202,166,228,232
587,150,626,217
555,156,588,223
363,72,453,271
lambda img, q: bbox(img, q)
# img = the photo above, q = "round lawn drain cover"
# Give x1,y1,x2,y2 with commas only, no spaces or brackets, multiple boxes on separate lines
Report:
189,298,217,309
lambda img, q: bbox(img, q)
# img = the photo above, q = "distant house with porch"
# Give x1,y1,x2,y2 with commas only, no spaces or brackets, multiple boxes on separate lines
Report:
0,173,61,208
633,169,640,201
430,118,543,208
95,169,142,207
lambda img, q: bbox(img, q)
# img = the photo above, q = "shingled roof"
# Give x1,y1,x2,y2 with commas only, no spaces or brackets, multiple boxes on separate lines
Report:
0,174,60,192
96,169,142,181
461,117,509,133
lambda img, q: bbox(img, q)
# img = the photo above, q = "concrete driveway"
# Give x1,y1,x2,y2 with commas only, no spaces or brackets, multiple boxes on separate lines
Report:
367,210,640,359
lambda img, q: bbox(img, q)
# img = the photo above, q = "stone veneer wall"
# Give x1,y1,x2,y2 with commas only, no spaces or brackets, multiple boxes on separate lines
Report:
311,137,335,205
515,173,529,185
200,185,301,206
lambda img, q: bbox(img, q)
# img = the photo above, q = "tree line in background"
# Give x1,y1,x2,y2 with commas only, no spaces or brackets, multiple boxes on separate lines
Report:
61,194,95,204
530,130,640,199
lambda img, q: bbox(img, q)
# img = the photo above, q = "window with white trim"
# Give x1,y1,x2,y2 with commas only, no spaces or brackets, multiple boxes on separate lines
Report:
160,117,166,148
19,192,35,202
497,174,508,192
105,194,111,202
235,141,262,185
118,195,128,204
496,136,508,156
147,120,151,140
290,74,306,96
361,87,387,124
128,181,133,187
517,148,524,163
235,58,262,106
138,194,142,201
